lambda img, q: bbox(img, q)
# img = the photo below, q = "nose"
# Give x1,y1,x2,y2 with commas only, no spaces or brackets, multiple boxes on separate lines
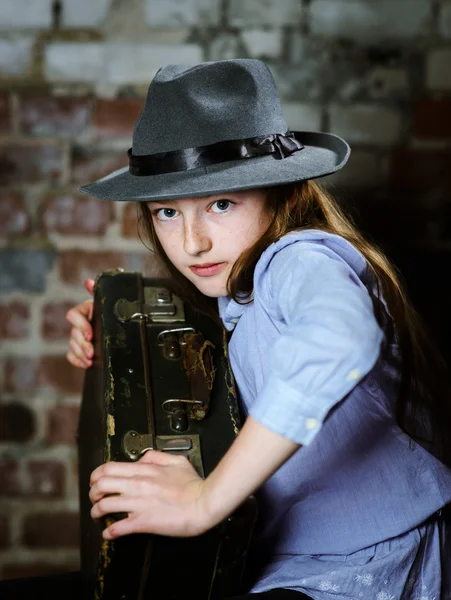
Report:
183,216,212,256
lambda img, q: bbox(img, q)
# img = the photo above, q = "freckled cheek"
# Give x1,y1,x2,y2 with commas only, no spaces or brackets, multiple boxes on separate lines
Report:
223,229,245,253
156,238,182,270
231,220,263,249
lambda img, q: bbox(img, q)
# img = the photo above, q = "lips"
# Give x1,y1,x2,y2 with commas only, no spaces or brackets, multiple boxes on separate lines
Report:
189,262,226,277
191,263,219,268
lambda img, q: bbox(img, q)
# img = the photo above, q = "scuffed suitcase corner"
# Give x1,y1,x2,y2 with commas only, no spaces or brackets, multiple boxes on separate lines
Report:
104,357,116,463
96,530,115,600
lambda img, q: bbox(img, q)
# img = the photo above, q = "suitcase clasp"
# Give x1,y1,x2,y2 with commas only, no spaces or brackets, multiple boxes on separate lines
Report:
113,287,186,324
123,430,193,459
122,432,204,476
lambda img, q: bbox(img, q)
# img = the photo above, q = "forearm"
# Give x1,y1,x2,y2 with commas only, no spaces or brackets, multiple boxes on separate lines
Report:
202,416,300,527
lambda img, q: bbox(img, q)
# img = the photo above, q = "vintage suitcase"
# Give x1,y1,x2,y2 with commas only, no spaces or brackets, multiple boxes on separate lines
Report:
77,269,258,600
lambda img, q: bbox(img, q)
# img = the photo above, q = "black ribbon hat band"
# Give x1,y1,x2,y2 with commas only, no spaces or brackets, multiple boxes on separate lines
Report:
128,131,304,177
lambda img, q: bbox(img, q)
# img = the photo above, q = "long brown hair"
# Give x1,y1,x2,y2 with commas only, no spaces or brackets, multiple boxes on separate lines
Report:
138,181,451,465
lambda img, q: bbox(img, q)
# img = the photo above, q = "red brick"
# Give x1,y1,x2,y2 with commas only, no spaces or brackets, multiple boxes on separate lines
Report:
388,148,451,192
71,147,127,184
22,512,80,548
0,515,10,549
0,403,35,442
93,98,143,139
0,460,21,496
41,193,115,236
0,143,64,185
19,96,92,138
0,458,65,498
3,355,84,395
42,301,74,340
0,191,31,236
59,249,166,286
39,355,85,395
46,406,80,445
2,563,80,580
0,301,29,339
0,91,11,134
121,202,141,239
27,460,65,498
60,250,126,285
413,99,451,140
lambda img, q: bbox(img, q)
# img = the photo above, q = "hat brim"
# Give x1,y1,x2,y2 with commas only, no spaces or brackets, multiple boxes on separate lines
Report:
79,131,350,202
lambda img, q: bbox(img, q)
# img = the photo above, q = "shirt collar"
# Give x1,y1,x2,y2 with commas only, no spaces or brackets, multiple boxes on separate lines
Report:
217,294,248,331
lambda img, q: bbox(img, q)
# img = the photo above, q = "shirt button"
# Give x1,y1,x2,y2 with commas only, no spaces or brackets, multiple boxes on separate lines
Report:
347,368,360,381
305,418,319,430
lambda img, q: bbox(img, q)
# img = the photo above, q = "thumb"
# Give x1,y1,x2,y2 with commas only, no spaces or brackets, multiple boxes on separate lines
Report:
84,278,95,297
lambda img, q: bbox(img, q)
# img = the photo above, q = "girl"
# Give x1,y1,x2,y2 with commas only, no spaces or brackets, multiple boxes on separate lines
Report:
65,59,451,599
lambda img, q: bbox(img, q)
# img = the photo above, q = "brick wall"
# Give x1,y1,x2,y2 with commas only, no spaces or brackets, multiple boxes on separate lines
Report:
1,0,451,578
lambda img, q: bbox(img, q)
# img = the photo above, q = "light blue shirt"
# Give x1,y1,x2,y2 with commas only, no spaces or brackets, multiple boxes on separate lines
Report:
218,230,451,598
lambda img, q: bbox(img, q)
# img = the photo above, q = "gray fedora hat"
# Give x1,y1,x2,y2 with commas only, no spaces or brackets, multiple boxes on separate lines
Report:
80,59,350,202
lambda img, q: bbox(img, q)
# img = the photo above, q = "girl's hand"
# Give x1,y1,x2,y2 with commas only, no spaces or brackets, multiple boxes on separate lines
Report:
89,450,211,540
66,279,95,369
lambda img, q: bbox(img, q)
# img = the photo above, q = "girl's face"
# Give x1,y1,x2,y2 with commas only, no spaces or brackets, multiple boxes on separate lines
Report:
149,189,270,297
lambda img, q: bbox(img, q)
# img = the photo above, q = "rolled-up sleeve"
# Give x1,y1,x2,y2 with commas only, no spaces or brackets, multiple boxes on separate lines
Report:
250,244,384,446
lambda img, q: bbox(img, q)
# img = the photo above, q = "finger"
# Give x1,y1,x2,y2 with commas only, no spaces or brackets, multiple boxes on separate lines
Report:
90,461,158,486
103,514,142,540
84,279,95,298
66,349,89,369
69,338,92,366
67,345,90,369
66,301,94,340
66,299,93,324
71,327,93,360
91,496,136,520
89,475,148,504
139,449,188,467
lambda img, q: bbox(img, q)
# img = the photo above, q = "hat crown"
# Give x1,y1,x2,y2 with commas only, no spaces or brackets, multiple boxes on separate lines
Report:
132,59,288,156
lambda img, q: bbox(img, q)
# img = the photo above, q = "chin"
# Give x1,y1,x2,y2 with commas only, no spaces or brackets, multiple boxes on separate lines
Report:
182,269,229,298
198,286,228,298
194,281,228,298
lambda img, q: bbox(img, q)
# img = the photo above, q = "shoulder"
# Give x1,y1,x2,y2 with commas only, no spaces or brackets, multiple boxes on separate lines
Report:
251,229,382,339
254,229,370,296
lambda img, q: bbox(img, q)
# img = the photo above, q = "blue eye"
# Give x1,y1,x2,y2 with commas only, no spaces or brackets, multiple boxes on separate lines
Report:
211,199,232,213
155,208,178,221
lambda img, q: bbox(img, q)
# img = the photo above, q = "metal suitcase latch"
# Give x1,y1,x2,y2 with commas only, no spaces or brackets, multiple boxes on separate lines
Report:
114,287,185,324
122,432,204,476
123,430,192,457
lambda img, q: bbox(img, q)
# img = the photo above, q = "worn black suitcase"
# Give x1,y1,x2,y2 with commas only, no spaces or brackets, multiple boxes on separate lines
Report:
77,269,258,600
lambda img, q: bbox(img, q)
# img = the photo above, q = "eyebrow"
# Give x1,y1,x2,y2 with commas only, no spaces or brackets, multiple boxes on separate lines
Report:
150,199,176,207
